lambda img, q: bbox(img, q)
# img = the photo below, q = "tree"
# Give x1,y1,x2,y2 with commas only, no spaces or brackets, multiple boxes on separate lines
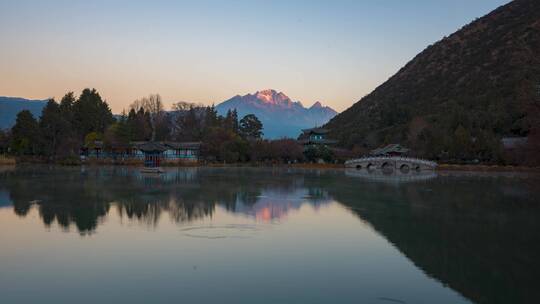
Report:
522,92,540,166
39,99,65,158
204,105,219,129
224,109,239,134
10,110,39,155
452,125,472,160
56,92,81,157
59,92,76,123
0,129,9,154
103,119,131,152
239,114,263,139
104,113,131,150
268,139,304,163
173,106,203,141
172,101,203,112
202,128,246,163
304,145,334,163
73,88,114,138
127,108,152,141
84,132,102,149
130,94,165,141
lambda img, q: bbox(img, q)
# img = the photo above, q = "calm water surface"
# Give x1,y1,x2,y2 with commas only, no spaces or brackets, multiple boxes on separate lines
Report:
0,166,539,304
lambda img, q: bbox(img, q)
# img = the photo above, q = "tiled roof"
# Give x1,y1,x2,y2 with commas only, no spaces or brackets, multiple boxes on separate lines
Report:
162,141,201,149
299,139,338,145
84,141,201,152
301,127,330,135
370,144,409,155
135,142,167,152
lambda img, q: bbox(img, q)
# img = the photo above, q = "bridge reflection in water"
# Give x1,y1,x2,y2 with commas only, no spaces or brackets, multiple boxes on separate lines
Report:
345,156,438,173
345,168,437,183
1,167,539,304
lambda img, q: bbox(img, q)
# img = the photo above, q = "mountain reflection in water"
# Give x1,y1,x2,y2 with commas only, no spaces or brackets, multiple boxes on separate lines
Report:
0,166,539,304
0,166,334,233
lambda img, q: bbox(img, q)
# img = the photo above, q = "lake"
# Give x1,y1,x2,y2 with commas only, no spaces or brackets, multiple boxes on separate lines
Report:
0,166,539,304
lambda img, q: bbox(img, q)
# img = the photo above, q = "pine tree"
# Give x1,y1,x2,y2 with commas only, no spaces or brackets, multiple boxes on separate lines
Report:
10,110,39,155
239,114,263,140
72,88,114,139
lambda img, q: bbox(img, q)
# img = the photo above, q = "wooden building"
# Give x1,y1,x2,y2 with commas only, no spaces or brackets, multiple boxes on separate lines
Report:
81,140,104,158
161,142,201,162
138,142,167,168
298,128,337,148
81,141,201,162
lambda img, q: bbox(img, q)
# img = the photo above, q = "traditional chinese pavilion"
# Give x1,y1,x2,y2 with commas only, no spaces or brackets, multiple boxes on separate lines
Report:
297,127,338,147
137,142,167,170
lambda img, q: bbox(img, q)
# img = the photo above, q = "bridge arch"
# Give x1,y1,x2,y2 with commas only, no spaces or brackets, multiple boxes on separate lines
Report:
381,162,394,174
400,164,410,173
381,162,392,169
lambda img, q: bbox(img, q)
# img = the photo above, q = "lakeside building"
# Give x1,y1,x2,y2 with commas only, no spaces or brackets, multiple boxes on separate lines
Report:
81,141,201,162
297,127,338,148
370,144,409,157
138,142,166,168
501,137,528,151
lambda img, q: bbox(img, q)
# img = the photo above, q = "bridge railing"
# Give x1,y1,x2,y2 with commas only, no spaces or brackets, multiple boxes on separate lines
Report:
345,156,438,167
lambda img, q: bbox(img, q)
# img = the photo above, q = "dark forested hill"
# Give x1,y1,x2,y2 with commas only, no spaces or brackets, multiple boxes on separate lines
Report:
325,0,540,162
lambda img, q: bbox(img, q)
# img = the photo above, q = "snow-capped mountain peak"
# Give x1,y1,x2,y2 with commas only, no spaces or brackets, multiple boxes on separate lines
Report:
253,89,293,106
310,101,323,109
216,90,338,138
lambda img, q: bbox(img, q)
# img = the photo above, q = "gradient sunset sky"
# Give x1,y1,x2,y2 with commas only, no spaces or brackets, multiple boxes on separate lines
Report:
0,0,509,113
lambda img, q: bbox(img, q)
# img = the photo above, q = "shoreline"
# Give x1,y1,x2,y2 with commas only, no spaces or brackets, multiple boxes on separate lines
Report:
3,159,539,172
435,164,540,172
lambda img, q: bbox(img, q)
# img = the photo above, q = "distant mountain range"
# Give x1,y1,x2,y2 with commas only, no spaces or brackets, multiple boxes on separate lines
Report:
216,89,337,138
0,96,47,129
0,91,337,139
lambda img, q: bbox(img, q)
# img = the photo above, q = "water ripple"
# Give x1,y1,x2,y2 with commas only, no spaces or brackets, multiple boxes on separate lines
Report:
179,224,263,239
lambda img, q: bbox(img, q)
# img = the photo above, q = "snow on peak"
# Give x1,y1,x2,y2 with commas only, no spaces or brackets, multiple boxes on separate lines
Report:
310,101,323,108
255,89,291,105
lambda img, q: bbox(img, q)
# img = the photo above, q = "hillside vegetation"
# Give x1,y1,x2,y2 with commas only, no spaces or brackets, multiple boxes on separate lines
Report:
326,0,540,164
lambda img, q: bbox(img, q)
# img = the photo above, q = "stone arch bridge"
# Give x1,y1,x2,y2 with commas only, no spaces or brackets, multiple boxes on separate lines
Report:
345,156,437,172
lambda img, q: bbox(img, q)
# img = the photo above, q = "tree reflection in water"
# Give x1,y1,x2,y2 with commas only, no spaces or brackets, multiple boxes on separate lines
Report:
331,171,540,304
1,166,539,304
1,166,334,233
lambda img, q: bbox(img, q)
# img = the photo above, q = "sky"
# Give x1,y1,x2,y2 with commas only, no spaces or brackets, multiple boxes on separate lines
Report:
0,0,510,113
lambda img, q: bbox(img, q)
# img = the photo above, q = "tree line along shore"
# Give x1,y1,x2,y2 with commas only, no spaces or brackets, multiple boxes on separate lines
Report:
0,88,342,165
0,88,538,168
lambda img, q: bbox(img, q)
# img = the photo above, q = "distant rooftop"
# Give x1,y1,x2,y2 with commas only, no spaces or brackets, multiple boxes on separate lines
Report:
301,127,329,134
370,144,409,156
501,137,527,149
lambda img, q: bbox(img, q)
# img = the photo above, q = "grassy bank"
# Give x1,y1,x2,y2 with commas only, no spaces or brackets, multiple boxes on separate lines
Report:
436,164,540,172
0,155,16,165
202,162,342,169
6,157,540,172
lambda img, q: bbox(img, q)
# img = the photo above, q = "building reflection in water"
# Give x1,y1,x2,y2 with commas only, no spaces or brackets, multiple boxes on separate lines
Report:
0,167,336,233
345,167,437,183
1,166,540,304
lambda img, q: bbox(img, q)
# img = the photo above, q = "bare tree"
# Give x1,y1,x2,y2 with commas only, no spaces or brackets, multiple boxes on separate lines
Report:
130,94,164,141
172,101,203,112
